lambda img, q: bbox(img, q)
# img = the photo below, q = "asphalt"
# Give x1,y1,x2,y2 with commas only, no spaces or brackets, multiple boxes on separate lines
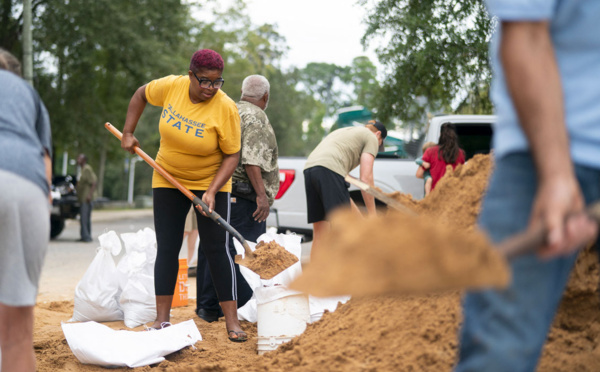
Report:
91,208,154,222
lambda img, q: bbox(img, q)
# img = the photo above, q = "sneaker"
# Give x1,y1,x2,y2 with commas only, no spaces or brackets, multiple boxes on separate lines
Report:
196,308,223,323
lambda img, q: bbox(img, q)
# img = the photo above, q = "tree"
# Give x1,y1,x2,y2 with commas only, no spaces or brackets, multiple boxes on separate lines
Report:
34,0,193,196
299,62,352,116
360,0,493,127
192,0,316,156
345,56,380,110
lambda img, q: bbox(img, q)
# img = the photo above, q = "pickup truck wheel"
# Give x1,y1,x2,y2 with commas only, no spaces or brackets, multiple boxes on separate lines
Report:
50,216,65,239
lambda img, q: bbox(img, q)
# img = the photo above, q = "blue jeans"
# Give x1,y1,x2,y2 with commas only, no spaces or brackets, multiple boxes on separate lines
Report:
455,152,600,372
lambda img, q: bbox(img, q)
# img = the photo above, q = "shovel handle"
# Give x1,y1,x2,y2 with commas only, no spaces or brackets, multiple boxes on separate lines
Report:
496,225,546,259
105,122,254,258
496,202,600,259
344,175,417,216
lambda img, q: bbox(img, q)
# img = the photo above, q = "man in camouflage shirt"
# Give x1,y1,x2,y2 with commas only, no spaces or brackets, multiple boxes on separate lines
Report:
231,75,279,225
195,75,279,323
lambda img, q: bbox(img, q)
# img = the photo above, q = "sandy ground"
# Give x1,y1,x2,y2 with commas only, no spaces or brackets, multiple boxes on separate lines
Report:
27,156,600,371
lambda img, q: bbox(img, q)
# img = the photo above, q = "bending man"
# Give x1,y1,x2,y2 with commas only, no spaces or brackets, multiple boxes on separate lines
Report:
304,120,386,261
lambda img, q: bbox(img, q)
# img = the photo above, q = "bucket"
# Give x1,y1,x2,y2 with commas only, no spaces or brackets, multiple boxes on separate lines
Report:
257,292,310,355
171,258,189,308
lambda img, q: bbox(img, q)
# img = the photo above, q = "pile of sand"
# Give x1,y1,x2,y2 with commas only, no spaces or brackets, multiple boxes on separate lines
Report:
388,153,494,230
33,153,600,371
242,240,299,279
292,153,507,297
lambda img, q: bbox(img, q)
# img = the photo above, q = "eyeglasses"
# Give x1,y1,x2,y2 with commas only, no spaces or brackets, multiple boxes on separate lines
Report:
192,71,225,89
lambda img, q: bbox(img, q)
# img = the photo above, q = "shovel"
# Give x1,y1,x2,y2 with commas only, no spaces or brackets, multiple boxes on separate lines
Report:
104,122,255,264
495,202,600,258
290,191,600,297
345,175,417,216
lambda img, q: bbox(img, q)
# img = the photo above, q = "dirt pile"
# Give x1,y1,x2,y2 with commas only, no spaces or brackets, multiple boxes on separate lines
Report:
33,153,600,371
291,209,509,297
292,153,507,297
243,240,299,279
388,153,494,230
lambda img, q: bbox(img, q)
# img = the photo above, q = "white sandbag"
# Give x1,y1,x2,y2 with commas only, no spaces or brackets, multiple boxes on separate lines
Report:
118,228,157,280
237,298,258,323
234,230,303,287
236,240,260,322
62,319,201,368
120,272,156,328
71,231,123,322
308,295,351,323
234,231,303,322
258,232,303,286
119,229,158,328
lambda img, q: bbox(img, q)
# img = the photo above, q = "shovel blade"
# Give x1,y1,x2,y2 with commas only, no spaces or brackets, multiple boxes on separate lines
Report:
234,254,254,266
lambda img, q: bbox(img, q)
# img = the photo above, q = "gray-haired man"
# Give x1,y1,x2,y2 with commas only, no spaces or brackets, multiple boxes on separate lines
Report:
196,75,279,322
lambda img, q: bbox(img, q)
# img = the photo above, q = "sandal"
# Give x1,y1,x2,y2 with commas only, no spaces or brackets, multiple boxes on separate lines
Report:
145,322,172,331
227,330,248,343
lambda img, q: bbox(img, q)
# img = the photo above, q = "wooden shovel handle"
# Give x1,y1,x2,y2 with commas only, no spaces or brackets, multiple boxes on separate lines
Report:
497,202,600,259
105,122,254,259
344,175,417,216
106,123,196,201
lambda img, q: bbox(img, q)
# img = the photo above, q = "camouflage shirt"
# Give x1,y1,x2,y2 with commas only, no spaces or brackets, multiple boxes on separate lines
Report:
233,101,279,206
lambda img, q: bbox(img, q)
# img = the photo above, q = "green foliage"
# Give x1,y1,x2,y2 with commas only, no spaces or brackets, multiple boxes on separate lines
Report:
191,2,315,156
346,56,380,109
36,0,191,152
4,0,495,202
360,0,493,128
299,62,351,116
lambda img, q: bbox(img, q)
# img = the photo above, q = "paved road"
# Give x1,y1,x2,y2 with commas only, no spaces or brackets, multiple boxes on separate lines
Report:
39,209,156,302
38,209,311,303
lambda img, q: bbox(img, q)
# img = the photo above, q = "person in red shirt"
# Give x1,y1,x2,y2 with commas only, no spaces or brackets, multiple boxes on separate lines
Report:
416,123,465,191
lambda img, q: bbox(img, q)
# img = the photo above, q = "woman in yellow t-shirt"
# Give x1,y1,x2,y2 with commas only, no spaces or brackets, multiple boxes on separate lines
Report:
121,49,247,342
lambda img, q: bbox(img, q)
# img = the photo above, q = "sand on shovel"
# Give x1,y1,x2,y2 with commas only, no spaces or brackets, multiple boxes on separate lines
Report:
241,240,299,279
291,153,510,297
290,209,510,297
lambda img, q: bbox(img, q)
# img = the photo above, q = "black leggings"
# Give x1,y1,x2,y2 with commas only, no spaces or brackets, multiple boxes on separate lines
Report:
153,188,238,302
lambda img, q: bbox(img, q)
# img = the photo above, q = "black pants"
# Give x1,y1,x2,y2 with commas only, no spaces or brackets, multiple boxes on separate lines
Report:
153,188,238,302
196,196,258,312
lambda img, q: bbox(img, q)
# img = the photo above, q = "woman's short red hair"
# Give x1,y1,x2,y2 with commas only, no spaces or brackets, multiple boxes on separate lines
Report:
189,49,224,72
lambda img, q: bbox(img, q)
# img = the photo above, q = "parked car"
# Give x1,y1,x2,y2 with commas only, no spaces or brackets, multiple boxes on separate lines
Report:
266,114,496,240
50,175,80,239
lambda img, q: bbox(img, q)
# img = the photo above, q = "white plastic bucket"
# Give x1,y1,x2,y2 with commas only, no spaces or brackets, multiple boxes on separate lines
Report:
256,293,310,355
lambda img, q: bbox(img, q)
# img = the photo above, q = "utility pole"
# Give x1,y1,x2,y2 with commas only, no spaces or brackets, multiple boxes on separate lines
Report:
23,0,33,84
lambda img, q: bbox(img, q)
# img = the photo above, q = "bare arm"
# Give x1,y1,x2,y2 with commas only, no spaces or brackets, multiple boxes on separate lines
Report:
416,166,425,179
121,85,148,154
245,164,269,222
201,152,240,214
501,21,597,257
359,152,377,216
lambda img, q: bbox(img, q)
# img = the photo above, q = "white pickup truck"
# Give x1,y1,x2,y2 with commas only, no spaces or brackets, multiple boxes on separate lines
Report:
266,114,496,239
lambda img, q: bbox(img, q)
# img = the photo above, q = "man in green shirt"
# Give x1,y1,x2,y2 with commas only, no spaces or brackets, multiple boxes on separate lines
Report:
304,120,386,261
76,153,97,242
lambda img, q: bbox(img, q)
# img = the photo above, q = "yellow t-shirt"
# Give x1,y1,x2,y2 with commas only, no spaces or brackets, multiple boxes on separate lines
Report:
145,75,241,192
